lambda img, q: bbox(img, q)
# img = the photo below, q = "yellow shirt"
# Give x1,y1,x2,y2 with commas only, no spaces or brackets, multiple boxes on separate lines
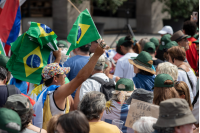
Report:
89,121,120,133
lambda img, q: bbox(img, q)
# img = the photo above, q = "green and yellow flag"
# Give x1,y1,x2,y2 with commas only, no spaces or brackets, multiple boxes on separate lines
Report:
67,9,101,55
7,22,58,84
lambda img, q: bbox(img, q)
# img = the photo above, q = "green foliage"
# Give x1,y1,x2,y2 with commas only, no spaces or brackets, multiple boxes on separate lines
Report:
71,0,127,13
157,0,199,19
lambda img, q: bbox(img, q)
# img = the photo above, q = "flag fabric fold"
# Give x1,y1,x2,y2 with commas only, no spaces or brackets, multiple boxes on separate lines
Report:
6,22,58,84
67,8,101,55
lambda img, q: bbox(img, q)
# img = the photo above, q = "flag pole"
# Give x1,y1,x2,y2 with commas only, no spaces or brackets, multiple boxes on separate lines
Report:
67,0,81,14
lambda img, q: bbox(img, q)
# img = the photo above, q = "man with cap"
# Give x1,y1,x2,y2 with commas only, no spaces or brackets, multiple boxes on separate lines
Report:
101,78,134,133
153,98,197,133
0,66,21,107
5,94,47,133
33,41,107,129
150,37,159,50
155,34,171,61
76,53,111,102
114,35,139,79
158,25,173,37
143,42,163,69
0,108,21,133
63,43,91,98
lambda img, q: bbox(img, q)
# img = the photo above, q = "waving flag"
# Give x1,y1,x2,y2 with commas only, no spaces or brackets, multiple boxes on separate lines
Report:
6,22,58,84
67,8,101,55
0,0,25,55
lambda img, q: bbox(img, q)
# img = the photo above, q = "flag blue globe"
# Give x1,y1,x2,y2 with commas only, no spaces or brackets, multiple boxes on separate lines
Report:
26,54,41,68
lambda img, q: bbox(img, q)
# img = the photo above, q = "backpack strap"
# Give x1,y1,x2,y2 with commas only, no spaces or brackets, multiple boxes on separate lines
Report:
178,68,193,90
6,85,16,97
89,76,107,85
192,90,199,107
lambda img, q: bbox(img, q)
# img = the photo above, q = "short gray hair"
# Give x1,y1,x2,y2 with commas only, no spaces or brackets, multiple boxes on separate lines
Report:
156,62,178,81
78,91,106,120
132,117,157,133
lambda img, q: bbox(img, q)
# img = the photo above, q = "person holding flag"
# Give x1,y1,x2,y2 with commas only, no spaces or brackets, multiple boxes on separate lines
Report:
33,8,107,129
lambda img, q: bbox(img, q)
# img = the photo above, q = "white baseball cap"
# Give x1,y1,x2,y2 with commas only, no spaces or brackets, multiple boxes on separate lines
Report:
158,26,173,35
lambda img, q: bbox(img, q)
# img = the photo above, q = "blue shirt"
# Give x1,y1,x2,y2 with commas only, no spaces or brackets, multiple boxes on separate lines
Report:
133,73,155,91
64,55,90,98
10,78,28,95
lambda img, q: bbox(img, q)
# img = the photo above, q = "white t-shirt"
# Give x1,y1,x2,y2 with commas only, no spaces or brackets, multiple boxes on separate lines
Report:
114,53,138,79
177,69,197,102
79,73,109,100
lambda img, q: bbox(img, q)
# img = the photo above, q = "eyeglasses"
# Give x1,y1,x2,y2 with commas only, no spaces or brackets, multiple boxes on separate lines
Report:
175,81,180,85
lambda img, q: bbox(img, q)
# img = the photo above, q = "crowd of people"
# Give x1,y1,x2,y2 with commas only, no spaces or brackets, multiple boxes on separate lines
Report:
0,16,199,133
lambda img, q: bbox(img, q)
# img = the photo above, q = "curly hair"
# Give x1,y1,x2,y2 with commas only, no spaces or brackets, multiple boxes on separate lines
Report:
78,91,106,120
153,80,180,105
156,62,178,81
183,20,197,37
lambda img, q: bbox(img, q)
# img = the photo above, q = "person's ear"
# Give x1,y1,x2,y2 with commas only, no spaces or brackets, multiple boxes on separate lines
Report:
180,94,185,99
182,29,185,34
3,77,7,84
53,76,58,83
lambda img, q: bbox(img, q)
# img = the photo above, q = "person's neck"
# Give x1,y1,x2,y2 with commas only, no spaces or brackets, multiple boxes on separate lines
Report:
92,70,103,75
0,80,5,85
149,53,156,59
76,51,89,56
124,49,135,54
89,119,101,122
174,60,184,67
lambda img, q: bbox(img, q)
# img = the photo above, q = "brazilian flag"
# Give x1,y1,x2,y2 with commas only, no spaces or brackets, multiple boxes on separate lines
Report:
67,8,101,55
7,22,58,84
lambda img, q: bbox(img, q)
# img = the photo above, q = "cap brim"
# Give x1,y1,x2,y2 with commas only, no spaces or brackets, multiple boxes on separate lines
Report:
128,59,156,75
154,113,197,128
158,30,167,34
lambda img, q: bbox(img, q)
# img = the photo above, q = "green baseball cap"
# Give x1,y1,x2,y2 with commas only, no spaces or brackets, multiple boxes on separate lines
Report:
143,42,156,53
150,37,159,47
5,94,33,115
163,41,177,51
159,34,171,50
128,51,155,75
0,54,9,68
0,108,21,133
154,74,174,87
117,36,135,47
115,78,134,91
57,40,68,48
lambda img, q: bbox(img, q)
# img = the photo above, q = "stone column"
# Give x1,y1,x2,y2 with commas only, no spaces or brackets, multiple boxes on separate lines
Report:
136,0,169,34
52,0,90,39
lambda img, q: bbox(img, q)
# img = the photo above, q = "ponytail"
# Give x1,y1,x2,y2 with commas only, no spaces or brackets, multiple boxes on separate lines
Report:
133,42,141,54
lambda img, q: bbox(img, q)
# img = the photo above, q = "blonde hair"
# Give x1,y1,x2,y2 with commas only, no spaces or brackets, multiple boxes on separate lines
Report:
132,116,157,133
47,114,61,133
174,81,193,110
156,62,178,81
